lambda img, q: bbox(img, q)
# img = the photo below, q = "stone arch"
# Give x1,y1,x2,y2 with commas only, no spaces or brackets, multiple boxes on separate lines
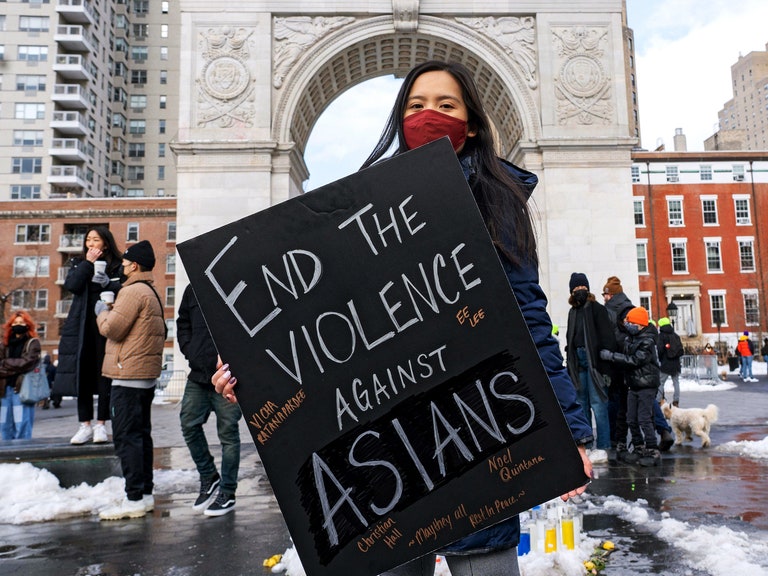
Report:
274,15,541,184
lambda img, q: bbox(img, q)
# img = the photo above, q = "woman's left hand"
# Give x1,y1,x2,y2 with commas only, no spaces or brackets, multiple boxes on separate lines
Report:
559,445,592,501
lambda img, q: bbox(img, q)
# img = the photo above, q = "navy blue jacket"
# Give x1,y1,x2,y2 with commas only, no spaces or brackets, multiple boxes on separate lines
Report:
442,158,593,555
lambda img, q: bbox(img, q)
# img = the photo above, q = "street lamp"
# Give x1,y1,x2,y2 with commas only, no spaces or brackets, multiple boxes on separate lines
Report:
666,299,678,327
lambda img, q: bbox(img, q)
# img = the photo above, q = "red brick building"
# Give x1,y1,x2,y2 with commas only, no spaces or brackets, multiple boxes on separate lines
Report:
632,151,768,353
0,198,176,364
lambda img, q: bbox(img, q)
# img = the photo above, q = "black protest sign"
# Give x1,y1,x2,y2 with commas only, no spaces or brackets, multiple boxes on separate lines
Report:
177,139,588,576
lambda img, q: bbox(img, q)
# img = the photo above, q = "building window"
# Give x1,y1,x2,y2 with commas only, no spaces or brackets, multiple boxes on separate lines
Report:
133,0,149,14
710,293,726,326
631,165,640,183
11,289,48,310
160,46,168,60
129,120,146,134
16,74,46,91
732,164,745,182
670,240,688,273
126,188,145,197
704,239,722,272
127,165,145,180
160,70,168,84
738,238,755,272
15,103,45,120
18,45,48,61
161,1,169,13
129,94,147,110
160,24,169,38
12,157,42,174
130,46,148,61
639,294,651,313
667,198,683,226
13,256,49,277
701,197,718,225
159,95,167,109
133,23,149,39
11,185,41,199
19,16,50,32
13,130,43,146
15,224,50,243
158,143,166,158
159,120,166,134
743,291,760,325
158,166,165,180
165,319,175,339
166,254,176,274
167,221,176,242
128,142,145,158
633,198,645,226
131,70,148,84
665,165,679,182
36,322,47,341
636,241,648,274
165,286,175,308
127,223,139,242
734,197,751,225
700,165,712,181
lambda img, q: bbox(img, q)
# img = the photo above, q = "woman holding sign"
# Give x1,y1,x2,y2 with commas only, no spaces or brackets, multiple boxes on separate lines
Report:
214,60,593,576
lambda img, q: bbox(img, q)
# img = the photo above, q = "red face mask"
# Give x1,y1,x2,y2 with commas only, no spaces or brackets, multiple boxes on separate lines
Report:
403,108,468,152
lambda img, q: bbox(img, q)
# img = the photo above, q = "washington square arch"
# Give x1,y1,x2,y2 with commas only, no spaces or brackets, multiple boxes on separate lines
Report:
171,0,640,332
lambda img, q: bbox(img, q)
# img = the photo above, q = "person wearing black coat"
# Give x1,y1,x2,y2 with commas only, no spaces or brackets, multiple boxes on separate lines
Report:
53,226,122,445
600,307,662,467
657,317,683,406
177,284,242,516
565,273,616,461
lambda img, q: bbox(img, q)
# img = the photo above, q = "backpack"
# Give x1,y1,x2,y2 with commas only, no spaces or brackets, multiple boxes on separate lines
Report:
666,332,684,359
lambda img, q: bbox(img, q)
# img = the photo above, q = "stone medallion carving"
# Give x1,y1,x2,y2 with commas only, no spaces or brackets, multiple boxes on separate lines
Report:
456,16,537,89
552,26,613,125
196,27,256,128
273,16,356,89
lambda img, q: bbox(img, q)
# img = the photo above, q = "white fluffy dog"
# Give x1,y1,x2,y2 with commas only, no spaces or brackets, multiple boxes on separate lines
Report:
661,401,719,448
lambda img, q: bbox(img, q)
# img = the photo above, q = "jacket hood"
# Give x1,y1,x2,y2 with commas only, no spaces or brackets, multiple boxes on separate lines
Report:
500,158,538,199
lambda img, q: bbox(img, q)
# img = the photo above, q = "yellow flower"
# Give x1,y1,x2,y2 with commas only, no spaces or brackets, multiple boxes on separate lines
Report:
584,560,595,571
263,554,283,568
602,541,615,550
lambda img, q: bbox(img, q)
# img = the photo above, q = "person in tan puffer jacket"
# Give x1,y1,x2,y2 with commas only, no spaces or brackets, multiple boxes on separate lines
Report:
96,239,165,521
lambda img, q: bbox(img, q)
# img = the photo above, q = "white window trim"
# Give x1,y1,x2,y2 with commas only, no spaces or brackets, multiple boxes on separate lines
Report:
666,196,684,226
700,195,718,226
703,237,723,274
633,197,646,228
636,239,649,275
708,289,727,327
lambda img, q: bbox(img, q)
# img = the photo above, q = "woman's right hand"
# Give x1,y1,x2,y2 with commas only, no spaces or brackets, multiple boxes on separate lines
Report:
86,248,103,263
212,355,238,403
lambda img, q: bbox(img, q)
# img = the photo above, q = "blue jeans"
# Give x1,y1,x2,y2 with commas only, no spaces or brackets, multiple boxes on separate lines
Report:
740,356,754,379
180,380,242,494
576,348,611,450
1,385,35,440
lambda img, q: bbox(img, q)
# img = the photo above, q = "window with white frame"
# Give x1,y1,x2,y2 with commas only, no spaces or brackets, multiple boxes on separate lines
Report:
734,196,751,225
167,221,176,241
743,291,759,325
129,94,147,110
11,185,41,199
18,46,48,62
127,223,139,242
633,198,645,226
165,286,175,307
700,164,712,181
128,142,145,158
666,165,679,182
667,197,683,226
732,164,745,181
704,238,722,272
670,239,688,273
15,224,50,243
639,294,652,312
738,237,755,272
129,119,146,134
126,188,145,197
16,74,46,91
19,16,49,32
13,130,43,146
165,319,175,339
166,254,176,274
15,103,45,120
12,157,42,174
127,165,144,180
631,165,640,183
701,196,718,225
709,292,726,326
636,241,649,274
11,289,48,310
13,256,49,277
36,322,47,341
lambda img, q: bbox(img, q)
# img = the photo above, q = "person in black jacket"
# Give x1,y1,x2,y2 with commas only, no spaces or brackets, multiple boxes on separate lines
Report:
53,226,122,444
600,307,662,467
565,273,616,463
657,317,683,406
177,284,242,516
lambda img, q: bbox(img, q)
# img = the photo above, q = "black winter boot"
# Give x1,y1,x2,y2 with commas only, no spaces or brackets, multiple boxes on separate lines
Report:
638,447,661,467
659,430,674,452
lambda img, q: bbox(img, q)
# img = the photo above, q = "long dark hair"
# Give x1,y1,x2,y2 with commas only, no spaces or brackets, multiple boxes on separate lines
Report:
81,226,122,265
360,61,537,266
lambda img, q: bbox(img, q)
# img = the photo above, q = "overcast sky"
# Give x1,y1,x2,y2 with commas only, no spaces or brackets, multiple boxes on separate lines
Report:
304,0,768,190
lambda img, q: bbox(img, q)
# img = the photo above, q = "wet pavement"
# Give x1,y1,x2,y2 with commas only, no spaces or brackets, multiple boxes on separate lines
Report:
1,375,767,575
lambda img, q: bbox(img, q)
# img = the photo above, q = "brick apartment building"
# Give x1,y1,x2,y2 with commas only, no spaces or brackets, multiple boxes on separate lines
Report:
632,150,768,353
0,197,177,365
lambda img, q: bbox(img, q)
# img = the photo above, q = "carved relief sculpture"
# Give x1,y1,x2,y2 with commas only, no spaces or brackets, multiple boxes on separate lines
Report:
196,27,256,128
456,17,538,89
552,26,613,126
273,16,356,89
393,0,420,32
